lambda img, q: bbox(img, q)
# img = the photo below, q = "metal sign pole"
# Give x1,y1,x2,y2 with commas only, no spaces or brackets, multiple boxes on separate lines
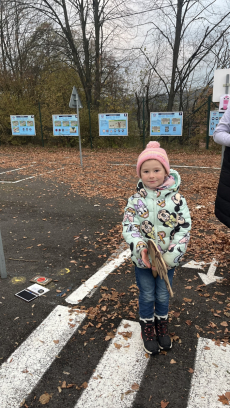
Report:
77,100,83,167
0,230,7,278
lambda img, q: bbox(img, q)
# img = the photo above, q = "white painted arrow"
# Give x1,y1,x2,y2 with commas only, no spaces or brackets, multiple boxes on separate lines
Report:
182,258,223,285
198,258,222,285
182,260,205,270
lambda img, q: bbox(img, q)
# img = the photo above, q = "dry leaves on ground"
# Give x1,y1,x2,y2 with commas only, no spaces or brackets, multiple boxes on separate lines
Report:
39,392,52,405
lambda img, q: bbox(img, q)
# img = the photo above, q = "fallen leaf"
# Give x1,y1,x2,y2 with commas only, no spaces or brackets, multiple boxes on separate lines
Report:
204,346,210,350
186,320,192,326
218,394,229,405
39,392,52,404
188,368,194,373
81,382,88,389
131,383,139,391
209,322,217,328
173,312,180,318
170,359,176,364
183,298,192,302
61,381,67,388
220,321,228,327
161,400,169,408
104,332,115,341
225,392,230,401
118,331,132,339
114,343,122,349
53,340,59,344
170,334,180,342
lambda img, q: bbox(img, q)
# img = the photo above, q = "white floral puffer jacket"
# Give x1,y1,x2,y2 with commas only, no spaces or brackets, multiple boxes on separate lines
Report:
122,169,191,269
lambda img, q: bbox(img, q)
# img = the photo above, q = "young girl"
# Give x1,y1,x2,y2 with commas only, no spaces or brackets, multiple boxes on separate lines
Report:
122,141,191,355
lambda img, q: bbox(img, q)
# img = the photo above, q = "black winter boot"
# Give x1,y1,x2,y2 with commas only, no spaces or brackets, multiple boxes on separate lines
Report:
155,316,172,350
140,318,159,355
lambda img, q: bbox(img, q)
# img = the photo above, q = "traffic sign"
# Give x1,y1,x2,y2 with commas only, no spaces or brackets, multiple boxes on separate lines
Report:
69,86,83,109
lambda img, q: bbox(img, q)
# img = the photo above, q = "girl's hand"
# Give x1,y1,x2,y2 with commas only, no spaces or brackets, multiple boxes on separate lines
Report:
141,248,152,269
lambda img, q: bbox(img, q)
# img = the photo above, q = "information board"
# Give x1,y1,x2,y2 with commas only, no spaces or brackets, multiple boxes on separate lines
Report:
52,114,78,136
209,111,224,136
98,113,128,136
150,112,183,136
10,115,36,136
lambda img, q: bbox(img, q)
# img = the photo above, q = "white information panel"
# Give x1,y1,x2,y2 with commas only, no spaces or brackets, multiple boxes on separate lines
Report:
209,111,224,136
98,113,128,136
150,112,183,136
52,114,78,136
10,115,36,136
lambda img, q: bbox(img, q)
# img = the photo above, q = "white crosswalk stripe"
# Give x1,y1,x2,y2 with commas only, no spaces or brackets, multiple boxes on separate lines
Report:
0,306,86,408
65,248,131,305
75,319,148,408
1,307,230,408
187,337,230,408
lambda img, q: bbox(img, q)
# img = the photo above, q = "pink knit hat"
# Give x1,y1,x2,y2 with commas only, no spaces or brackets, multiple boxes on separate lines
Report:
136,141,170,177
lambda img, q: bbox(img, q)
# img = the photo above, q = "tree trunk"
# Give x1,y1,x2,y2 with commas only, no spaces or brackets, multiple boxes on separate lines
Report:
93,0,101,108
167,0,183,111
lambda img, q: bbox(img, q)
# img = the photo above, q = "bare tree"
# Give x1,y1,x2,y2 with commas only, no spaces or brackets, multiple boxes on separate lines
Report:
14,0,130,108
137,0,230,110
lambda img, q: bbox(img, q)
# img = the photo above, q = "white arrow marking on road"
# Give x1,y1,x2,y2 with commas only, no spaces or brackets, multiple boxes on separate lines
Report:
183,259,223,285
0,306,86,408
182,260,205,270
198,258,223,285
75,319,149,408
187,337,230,408
66,248,131,305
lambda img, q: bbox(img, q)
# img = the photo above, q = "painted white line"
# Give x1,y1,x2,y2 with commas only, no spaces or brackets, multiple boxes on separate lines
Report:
75,319,148,408
0,166,33,175
110,164,221,170
187,337,230,408
0,168,64,183
0,163,37,175
66,248,131,305
0,305,86,408
171,165,221,170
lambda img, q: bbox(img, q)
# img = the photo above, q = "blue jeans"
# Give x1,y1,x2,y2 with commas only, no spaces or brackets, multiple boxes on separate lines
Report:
135,266,174,319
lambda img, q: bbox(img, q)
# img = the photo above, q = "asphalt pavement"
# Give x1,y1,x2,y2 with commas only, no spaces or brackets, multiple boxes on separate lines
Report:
0,165,229,408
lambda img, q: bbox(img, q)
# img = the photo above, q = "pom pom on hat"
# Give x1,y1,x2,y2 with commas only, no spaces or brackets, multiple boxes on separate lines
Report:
136,141,170,177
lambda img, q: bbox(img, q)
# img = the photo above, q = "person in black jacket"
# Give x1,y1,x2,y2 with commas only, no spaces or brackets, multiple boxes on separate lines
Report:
213,104,230,228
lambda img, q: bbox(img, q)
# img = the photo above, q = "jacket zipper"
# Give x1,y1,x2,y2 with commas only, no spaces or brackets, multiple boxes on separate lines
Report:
153,192,158,242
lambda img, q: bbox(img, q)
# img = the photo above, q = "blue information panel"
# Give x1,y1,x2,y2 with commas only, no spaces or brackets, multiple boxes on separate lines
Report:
98,113,128,136
209,111,224,136
150,112,183,136
10,115,36,136
52,114,78,136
